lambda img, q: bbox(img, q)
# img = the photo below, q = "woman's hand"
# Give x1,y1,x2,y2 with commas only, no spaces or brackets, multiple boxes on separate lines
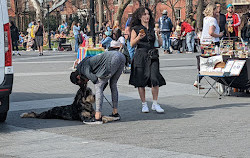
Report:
137,32,146,40
219,32,224,37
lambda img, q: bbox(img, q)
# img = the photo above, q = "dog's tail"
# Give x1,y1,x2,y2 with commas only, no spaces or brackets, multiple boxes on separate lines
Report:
20,112,38,118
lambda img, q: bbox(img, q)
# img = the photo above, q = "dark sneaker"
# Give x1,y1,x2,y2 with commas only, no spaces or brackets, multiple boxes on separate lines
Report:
83,117,103,125
109,113,121,121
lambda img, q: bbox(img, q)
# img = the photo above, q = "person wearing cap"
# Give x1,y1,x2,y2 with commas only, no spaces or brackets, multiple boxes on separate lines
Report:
70,51,126,124
158,10,173,54
101,30,113,49
226,4,241,38
35,20,45,56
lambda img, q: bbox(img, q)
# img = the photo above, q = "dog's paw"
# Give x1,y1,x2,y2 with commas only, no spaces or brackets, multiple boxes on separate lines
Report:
102,116,116,123
20,112,36,118
20,113,29,118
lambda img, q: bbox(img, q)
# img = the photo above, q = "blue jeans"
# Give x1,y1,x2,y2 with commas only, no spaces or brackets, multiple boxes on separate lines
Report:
161,32,171,51
186,31,195,52
74,35,79,52
127,40,135,62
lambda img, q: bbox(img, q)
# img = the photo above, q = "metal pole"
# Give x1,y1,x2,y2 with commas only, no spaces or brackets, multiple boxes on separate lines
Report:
47,4,51,49
90,0,96,45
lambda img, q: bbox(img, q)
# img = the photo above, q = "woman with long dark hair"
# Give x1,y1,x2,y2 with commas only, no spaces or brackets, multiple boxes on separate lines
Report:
129,7,165,113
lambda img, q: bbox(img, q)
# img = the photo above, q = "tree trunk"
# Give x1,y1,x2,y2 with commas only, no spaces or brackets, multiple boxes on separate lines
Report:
115,0,132,27
14,0,19,28
98,0,103,31
30,0,41,20
185,0,193,19
103,0,112,23
196,0,204,31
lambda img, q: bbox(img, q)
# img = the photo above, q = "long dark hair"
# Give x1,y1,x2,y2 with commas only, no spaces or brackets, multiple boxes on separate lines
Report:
129,7,155,30
112,28,122,41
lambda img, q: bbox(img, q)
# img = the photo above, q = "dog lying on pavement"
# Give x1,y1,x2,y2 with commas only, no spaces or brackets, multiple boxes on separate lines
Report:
20,85,116,123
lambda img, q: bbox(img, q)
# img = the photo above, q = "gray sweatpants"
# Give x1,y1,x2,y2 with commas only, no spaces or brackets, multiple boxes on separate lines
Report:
95,52,126,112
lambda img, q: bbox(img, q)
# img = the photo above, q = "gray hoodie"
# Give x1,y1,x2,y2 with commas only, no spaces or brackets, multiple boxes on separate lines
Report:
77,51,119,84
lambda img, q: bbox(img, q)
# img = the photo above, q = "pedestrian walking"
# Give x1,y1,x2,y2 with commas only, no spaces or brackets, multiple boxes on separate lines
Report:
129,7,165,113
70,51,126,124
10,21,21,56
72,21,81,52
35,20,45,56
158,10,173,54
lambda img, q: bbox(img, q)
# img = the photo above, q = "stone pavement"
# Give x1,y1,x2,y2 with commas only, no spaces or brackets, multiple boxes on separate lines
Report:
1,50,250,158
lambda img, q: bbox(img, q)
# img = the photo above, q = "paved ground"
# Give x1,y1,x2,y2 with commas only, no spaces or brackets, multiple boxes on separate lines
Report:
0,49,250,158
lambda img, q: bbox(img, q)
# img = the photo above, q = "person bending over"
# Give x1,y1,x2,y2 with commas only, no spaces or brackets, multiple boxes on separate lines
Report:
70,51,126,124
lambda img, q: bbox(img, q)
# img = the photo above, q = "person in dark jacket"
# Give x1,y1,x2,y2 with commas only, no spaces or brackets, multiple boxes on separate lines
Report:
10,21,21,56
158,10,173,54
70,51,126,124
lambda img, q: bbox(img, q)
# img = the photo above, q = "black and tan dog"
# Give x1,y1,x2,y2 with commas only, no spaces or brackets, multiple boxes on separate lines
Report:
20,85,116,123
20,84,96,121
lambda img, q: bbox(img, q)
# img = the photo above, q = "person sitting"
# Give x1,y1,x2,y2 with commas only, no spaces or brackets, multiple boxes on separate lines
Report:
101,30,112,49
109,28,125,51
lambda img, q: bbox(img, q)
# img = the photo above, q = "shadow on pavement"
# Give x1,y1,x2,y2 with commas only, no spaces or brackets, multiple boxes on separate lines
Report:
2,100,250,132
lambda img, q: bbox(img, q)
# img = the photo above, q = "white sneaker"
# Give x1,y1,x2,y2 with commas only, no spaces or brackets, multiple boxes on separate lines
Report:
152,104,164,113
142,104,149,113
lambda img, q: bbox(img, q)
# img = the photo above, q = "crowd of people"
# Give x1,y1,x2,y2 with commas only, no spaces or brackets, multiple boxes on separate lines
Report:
9,2,249,124
69,3,249,124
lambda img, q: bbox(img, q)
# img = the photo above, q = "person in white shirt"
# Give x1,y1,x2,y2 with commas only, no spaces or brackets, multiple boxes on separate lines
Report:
194,3,223,89
109,28,125,50
200,3,223,46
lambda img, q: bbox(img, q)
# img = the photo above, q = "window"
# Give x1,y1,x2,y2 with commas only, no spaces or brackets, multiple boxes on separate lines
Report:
83,0,87,5
175,8,181,20
7,0,11,8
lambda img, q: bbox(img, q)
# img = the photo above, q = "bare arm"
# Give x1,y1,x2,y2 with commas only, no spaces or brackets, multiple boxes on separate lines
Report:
209,25,223,38
130,29,145,47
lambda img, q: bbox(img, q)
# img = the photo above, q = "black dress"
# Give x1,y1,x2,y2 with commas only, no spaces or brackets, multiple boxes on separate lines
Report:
129,25,166,88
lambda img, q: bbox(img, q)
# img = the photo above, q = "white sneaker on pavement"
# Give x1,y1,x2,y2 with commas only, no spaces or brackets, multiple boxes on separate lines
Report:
142,104,149,113
152,104,164,113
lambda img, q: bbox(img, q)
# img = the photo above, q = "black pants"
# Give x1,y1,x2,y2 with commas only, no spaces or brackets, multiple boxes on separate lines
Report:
12,40,19,51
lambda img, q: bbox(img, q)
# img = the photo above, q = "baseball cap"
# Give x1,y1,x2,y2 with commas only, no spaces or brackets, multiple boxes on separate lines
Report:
70,70,79,85
227,4,233,9
162,10,168,15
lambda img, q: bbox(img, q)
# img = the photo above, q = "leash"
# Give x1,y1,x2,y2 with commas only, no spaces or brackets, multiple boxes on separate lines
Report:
103,82,113,108
103,95,113,108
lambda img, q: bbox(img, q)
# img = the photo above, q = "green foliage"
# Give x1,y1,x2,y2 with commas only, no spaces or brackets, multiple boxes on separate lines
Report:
43,16,58,32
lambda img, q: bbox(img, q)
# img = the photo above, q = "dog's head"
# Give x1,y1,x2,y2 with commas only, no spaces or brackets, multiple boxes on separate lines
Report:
78,87,96,121
82,87,95,104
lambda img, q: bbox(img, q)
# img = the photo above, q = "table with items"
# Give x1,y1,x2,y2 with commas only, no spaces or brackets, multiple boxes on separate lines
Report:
197,39,250,97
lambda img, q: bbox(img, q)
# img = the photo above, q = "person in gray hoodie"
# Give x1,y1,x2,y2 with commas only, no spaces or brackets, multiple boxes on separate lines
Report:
70,51,126,124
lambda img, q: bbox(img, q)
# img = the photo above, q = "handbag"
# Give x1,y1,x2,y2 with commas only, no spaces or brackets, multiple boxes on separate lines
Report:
148,48,159,60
